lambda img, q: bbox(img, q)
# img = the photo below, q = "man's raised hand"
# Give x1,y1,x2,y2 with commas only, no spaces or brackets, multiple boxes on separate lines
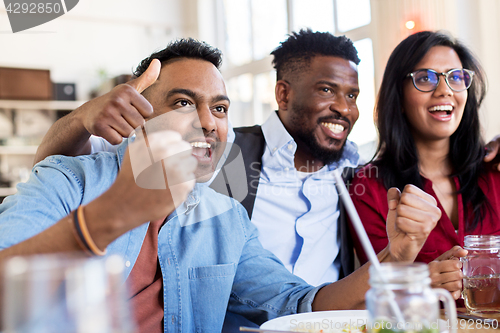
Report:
74,59,161,144
88,130,197,242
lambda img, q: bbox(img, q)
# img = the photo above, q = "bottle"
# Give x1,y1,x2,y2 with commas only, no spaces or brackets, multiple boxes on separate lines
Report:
365,263,456,333
462,235,500,313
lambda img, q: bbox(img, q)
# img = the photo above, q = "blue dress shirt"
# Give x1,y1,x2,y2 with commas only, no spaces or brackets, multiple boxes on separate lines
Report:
251,112,359,286
0,140,324,332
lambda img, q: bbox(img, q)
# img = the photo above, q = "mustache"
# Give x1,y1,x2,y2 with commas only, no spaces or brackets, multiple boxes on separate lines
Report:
184,132,221,147
317,114,352,131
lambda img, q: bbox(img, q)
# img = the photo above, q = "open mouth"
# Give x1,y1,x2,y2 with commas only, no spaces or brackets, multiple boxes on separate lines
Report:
190,141,212,159
321,122,345,134
428,105,453,117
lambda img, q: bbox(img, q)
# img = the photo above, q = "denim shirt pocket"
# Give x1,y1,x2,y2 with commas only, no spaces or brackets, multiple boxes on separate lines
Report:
188,263,237,332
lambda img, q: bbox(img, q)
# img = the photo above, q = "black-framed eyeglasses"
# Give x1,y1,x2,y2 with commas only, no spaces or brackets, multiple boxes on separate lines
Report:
406,68,475,92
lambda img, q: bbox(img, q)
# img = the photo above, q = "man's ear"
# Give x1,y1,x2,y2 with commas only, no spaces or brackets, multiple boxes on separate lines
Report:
275,80,291,111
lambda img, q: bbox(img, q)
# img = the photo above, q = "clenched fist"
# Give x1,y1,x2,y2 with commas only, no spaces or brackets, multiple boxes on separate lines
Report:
386,184,442,262
93,130,197,238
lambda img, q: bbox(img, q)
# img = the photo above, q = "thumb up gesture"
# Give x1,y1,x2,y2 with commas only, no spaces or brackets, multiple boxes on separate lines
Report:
74,59,161,144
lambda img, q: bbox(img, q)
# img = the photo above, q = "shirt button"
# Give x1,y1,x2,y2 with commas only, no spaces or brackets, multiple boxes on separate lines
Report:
287,144,293,150
125,260,131,267
273,147,277,152
284,167,289,172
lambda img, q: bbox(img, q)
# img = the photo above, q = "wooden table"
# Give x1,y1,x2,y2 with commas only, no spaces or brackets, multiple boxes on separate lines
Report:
443,308,500,332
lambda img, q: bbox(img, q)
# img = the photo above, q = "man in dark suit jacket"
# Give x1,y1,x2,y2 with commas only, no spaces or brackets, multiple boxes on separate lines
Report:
36,30,360,288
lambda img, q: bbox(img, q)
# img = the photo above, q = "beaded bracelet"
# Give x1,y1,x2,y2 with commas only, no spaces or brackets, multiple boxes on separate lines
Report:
73,205,106,256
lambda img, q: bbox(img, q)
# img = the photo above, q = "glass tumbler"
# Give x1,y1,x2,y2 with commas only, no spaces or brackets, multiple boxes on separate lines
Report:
2,253,134,333
366,263,456,333
462,235,500,313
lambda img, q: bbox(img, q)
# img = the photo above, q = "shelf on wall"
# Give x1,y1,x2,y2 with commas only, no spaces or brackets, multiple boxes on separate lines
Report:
0,187,16,196
0,146,38,155
0,100,85,110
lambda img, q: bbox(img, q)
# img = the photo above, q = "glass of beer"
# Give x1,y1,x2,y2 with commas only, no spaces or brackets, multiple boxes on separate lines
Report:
462,235,500,313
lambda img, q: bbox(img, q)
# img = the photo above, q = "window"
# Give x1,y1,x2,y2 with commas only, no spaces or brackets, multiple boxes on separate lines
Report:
253,71,276,125
223,0,252,66
226,74,254,126
210,0,376,150
336,0,371,32
292,0,334,33
350,38,376,147
251,0,288,60
223,0,287,65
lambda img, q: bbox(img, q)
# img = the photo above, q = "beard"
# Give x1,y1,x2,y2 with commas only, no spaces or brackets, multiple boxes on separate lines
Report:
288,104,349,166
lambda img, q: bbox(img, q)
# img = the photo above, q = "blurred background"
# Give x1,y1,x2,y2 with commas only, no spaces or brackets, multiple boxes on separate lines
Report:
0,0,499,196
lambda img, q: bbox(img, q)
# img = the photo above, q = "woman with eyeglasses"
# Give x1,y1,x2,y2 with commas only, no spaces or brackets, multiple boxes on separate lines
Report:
349,31,500,300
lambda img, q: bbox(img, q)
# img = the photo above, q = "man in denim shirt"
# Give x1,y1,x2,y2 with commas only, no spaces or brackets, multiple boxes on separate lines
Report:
0,39,442,331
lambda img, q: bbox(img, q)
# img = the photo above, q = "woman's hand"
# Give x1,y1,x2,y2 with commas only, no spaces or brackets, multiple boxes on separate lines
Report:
386,185,441,262
428,245,467,300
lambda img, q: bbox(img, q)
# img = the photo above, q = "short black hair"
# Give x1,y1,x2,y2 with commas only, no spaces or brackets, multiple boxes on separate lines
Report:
271,29,360,81
134,38,222,77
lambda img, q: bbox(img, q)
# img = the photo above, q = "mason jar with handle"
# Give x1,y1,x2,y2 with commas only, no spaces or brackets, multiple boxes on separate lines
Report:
461,235,500,313
366,263,457,333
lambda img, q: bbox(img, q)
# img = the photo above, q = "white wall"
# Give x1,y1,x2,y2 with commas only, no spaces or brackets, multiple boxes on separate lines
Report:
467,0,500,142
0,0,184,100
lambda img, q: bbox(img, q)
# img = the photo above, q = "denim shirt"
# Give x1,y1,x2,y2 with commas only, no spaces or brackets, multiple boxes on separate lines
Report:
0,140,323,332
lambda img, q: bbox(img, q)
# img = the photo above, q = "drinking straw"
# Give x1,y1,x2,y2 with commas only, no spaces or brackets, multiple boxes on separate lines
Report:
332,169,405,324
